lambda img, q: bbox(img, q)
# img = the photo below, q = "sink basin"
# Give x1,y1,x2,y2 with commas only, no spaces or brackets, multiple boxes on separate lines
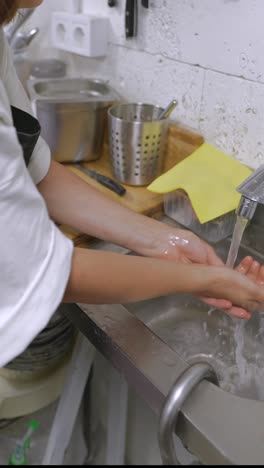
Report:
124,238,264,401
65,224,264,465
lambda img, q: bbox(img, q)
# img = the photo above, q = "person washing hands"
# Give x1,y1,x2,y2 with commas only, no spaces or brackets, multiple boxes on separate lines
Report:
1,0,264,368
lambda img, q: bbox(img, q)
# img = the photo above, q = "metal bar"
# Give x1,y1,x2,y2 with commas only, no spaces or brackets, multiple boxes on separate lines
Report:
158,363,218,465
105,368,128,465
64,302,187,415
42,334,95,465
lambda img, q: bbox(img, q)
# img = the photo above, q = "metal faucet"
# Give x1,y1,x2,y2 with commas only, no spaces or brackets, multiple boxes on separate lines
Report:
4,8,38,51
236,164,264,220
3,8,39,92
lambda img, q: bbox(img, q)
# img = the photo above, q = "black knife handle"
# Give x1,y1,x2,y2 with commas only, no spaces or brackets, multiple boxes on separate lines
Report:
75,163,126,196
91,171,126,196
126,0,137,38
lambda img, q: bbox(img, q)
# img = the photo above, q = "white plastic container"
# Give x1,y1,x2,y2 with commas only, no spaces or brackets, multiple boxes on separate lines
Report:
164,190,236,243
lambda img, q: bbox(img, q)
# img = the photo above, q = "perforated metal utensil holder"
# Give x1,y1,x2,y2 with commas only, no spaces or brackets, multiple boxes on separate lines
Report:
108,103,169,186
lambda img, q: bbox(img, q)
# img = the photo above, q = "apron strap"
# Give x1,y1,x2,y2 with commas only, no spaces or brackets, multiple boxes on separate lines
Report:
11,106,41,167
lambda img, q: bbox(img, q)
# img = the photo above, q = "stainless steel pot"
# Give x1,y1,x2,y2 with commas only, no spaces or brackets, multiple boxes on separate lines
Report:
28,78,120,163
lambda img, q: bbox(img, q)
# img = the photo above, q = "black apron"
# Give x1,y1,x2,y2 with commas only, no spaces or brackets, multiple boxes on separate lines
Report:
11,106,41,165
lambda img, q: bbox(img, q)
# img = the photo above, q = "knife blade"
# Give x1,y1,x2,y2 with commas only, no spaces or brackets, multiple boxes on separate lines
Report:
74,163,126,197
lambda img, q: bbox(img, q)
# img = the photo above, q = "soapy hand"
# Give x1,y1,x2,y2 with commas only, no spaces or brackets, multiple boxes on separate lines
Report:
153,228,223,266
146,226,264,319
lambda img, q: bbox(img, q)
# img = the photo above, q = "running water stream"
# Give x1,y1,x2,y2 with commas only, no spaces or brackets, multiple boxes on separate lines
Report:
226,215,251,389
226,215,249,268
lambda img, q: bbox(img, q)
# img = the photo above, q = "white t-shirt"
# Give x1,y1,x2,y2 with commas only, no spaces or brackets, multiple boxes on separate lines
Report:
0,29,74,367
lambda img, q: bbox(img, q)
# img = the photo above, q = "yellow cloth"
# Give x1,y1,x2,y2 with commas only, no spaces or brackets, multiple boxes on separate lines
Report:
147,143,252,224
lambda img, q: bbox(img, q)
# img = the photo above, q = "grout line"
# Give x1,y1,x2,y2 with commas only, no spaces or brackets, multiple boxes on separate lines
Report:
198,69,207,133
108,42,264,86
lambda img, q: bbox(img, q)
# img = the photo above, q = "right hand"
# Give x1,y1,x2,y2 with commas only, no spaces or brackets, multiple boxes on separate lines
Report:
200,256,264,320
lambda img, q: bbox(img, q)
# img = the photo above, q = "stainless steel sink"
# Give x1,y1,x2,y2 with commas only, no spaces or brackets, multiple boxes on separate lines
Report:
65,220,264,464
124,239,264,401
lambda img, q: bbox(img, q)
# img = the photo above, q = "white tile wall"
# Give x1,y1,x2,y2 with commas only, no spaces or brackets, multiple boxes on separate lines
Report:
200,70,264,168
26,0,264,168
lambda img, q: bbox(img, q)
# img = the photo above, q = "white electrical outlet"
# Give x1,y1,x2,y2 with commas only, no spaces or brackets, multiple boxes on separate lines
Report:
51,12,109,57
51,12,71,51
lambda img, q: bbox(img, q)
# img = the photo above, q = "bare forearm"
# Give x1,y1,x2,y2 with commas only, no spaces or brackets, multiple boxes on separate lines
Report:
63,248,264,311
63,248,209,304
37,161,167,255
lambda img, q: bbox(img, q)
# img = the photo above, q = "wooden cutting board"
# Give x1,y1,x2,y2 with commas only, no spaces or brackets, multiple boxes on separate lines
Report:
59,123,204,247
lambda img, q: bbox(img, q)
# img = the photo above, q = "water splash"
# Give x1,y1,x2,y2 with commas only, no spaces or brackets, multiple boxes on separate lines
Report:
206,216,248,319
233,320,248,385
